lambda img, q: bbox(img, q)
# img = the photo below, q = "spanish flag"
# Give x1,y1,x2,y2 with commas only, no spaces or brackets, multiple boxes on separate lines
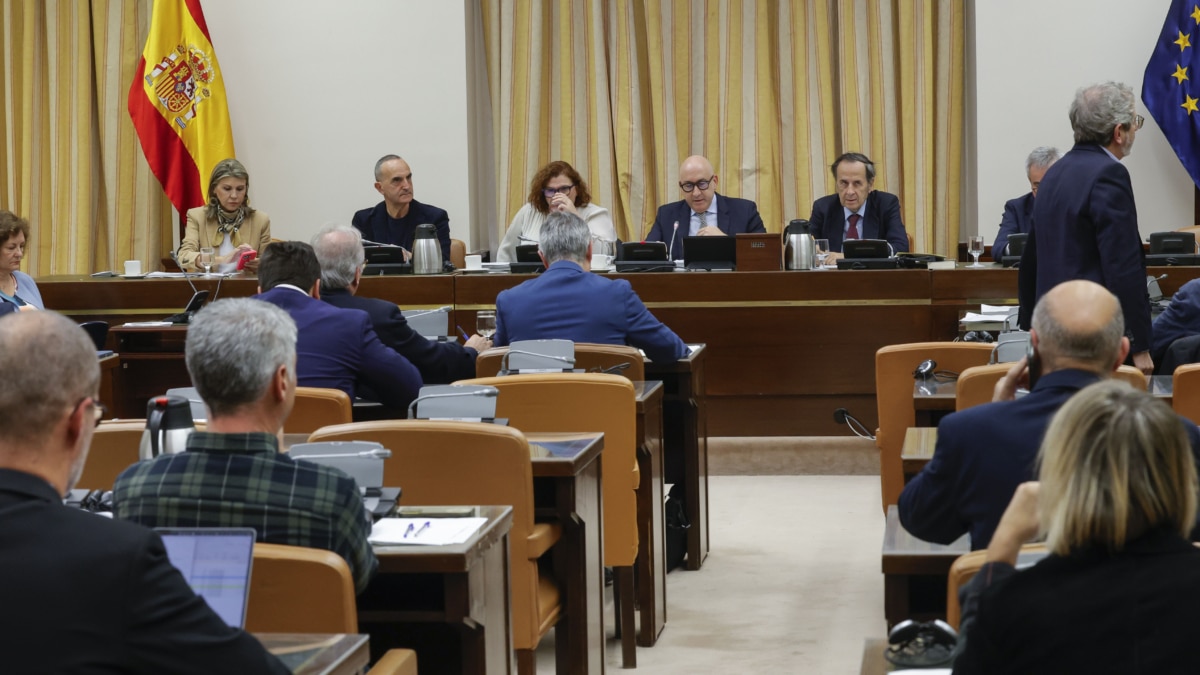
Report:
128,0,235,216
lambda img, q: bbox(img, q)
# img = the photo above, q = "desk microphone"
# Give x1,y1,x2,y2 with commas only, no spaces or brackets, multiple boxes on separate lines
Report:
292,448,393,460
171,249,199,296
404,306,453,319
407,386,500,419
667,221,679,260
168,249,210,325
499,349,576,374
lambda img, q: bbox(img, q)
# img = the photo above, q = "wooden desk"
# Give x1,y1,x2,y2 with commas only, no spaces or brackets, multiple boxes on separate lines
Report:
109,325,188,417
882,505,968,628
98,354,118,416
363,506,514,675
632,381,666,646
527,433,606,675
901,427,937,482
259,633,370,675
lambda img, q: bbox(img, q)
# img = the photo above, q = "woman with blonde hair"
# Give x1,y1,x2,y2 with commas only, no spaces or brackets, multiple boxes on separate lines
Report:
954,380,1200,673
178,158,271,273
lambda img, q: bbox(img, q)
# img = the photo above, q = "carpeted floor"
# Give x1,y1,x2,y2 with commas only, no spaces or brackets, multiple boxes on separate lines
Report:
535,475,887,673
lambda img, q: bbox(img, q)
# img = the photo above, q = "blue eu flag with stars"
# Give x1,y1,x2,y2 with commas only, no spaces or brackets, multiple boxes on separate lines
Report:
1145,1,1200,188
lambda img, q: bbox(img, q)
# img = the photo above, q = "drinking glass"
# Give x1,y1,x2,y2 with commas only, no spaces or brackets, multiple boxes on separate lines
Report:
198,247,215,276
968,235,985,268
814,239,831,269
476,310,496,339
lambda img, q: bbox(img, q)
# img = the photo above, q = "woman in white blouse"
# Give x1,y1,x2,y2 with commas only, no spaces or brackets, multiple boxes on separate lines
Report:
496,160,616,262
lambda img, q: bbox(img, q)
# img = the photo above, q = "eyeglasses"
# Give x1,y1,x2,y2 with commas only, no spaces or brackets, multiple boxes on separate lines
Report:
75,397,108,427
679,176,715,193
542,185,575,198
1133,114,1145,130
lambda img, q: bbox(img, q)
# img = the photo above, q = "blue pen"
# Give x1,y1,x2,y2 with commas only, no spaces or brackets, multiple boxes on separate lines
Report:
457,325,471,341
413,521,432,538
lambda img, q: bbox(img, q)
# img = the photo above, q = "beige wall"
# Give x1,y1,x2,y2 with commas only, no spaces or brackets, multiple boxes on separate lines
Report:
200,0,475,246
971,0,1192,245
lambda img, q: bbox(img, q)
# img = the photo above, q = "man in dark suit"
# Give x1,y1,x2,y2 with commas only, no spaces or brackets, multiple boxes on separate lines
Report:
807,152,909,260
352,154,453,267
899,280,1200,550
313,224,491,384
496,211,689,364
645,154,765,259
1017,81,1153,374
254,240,422,411
0,311,288,673
991,146,1059,258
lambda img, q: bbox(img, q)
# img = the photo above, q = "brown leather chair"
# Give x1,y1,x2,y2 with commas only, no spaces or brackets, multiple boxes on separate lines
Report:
458,372,640,667
1114,364,1148,391
367,649,418,675
474,343,646,382
78,420,145,489
245,543,358,633
955,363,1013,411
450,238,467,268
945,543,1049,629
876,342,993,511
283,387,353,434
307,421,561,675
1173,363,1200,424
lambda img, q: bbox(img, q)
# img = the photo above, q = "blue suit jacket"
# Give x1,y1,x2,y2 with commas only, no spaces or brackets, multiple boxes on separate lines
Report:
254,287,422,410
899,369,1200,549
1017,143,1151,353
1152,278,1200,366
321,286,477,384
644,194,765,259
992,192,1034,258
807,190,909,254
494,261,689,364
352,199,452,262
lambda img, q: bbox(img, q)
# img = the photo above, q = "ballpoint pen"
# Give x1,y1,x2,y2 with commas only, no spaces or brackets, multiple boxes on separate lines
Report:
402,522,416,538
457,325,471,341
413,521,432,538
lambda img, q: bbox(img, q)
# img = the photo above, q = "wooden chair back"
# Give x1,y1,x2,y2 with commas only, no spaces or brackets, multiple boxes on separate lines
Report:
955,363,1012,411
474,343,646,382
945,543,1049,629
1174,363,1200,424
79,420,144,489
1114,364,1148,391
284,387,353,434
450,238,467,268
245,543,357,633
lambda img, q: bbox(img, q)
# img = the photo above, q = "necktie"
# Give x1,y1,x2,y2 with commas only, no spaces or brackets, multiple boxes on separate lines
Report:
847,214,861,240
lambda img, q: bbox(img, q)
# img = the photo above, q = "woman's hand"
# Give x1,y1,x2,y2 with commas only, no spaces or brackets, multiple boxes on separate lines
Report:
986,482,1040,565
549,193,578,215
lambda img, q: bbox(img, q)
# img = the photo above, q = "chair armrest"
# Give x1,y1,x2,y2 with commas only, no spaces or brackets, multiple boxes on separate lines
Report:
366,648,418,675
527,522,563,560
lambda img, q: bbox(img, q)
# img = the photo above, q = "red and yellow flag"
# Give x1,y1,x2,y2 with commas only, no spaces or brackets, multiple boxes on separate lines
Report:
128,0,235,216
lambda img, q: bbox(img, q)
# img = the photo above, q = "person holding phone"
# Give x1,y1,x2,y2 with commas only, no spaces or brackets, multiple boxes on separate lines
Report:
898,280,1200,550
178,158,271,274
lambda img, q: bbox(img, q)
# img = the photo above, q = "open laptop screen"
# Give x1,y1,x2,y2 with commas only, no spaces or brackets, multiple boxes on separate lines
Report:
157,527,256,628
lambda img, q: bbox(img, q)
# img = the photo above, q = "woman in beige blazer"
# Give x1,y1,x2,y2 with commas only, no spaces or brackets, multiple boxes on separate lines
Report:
178,158,272,273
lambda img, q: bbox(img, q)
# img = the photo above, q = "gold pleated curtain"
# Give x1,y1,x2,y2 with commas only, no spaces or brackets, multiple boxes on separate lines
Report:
0,0,169,277
480,0,964,256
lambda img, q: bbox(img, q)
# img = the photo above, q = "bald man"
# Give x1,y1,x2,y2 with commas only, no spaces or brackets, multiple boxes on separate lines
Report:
645,155,765,259
898,280,1200,550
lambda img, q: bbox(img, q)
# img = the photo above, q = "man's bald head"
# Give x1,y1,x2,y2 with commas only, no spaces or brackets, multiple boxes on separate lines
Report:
1031,280,1127,372
679,155,714,178
678,155,719,214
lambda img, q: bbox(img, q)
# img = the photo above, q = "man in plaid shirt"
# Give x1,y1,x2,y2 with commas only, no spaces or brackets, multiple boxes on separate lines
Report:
113,298,378,593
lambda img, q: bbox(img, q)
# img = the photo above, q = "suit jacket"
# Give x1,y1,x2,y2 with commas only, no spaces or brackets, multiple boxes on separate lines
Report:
255,287,422,410
0,468,288,674
322,286,478,384
899,369,1200,549
992,192,1034,257
807,190,909,254
179,207,272,272
645,194,766,259
954,530,1200,675
1017,143,1151,353
1152,277,1200,367
494,260,689,364
352,199,452,262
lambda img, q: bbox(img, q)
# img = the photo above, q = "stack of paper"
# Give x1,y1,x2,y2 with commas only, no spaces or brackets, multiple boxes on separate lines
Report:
961,304,1018,324
369,517,488,546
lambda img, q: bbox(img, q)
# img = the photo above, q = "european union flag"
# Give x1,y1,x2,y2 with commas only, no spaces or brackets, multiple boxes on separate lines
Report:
1145,1,1200,187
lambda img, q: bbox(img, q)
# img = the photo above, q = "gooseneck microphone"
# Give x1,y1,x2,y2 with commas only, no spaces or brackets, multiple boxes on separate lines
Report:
407,386,500,419
292,448,393,460
499,349,576,374
667,221,679,261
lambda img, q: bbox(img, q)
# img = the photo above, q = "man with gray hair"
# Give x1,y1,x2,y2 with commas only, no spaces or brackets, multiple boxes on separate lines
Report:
494,211,688,363
1017,81,1153,374
351,154,453,266
0,311,289,672
113,298,378,594
991,146,1059,258
313,224,491,383
900,280,1200,550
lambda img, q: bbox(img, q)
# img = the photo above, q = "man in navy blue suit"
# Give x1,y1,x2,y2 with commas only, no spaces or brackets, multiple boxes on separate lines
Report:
807,152,909,261
313,224,490,384
991,146,1059,258
1018,81,1153,374
495,211,689,364
352,155,453,267
644,155,765,259
254,240,422,412
899,280,1200,550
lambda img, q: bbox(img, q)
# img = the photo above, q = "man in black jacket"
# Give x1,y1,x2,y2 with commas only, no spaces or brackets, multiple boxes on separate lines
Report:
313,224,491,384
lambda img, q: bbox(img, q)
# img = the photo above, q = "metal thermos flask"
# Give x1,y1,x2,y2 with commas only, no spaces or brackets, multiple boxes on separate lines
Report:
784,219,815,270
139,395,195,460
411,224,443,275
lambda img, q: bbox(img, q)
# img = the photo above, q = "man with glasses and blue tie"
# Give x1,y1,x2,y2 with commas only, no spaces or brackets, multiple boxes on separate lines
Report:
646,155,765,259
807,151,910,264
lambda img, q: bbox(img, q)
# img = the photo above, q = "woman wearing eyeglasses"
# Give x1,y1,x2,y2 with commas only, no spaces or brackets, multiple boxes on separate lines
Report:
496,160,615,262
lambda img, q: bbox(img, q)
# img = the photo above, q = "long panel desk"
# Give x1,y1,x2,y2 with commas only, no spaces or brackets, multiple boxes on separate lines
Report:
38,265,1200,436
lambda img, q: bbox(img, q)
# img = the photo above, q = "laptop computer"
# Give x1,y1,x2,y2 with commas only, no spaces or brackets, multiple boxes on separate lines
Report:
682,236,737,271
157,527,256,628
